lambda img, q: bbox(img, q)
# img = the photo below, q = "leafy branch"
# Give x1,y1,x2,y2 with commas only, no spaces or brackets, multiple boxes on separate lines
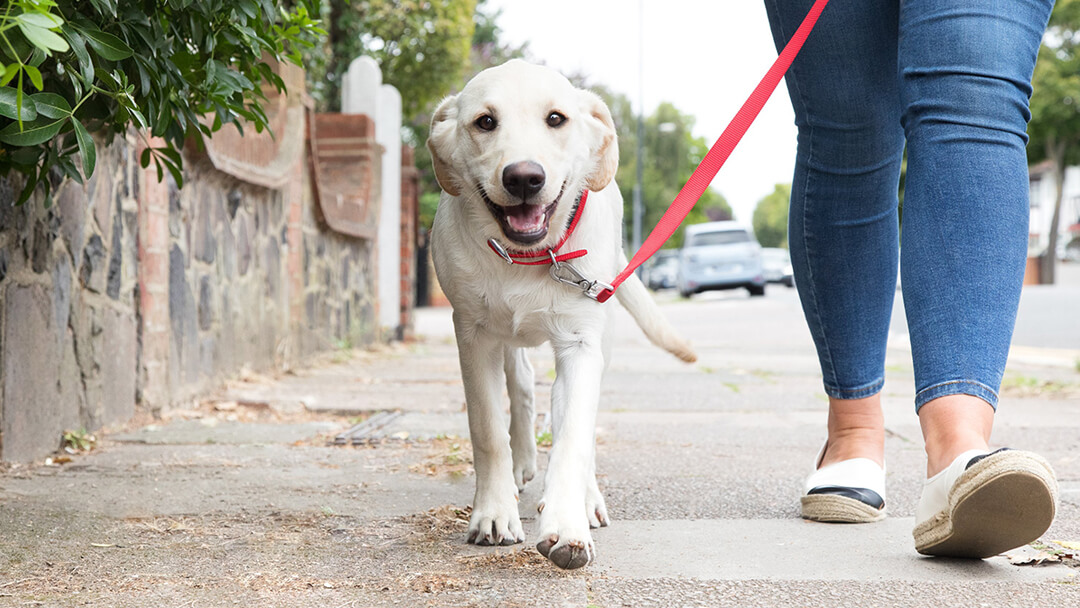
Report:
0,0,325,206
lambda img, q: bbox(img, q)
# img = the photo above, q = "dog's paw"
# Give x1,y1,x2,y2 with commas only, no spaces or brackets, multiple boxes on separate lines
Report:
535,500,594,569
467,491,525,547
513,457,537,493
586,479,610,529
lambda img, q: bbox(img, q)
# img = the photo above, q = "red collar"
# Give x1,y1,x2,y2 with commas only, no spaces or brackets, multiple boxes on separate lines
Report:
487,190,589,266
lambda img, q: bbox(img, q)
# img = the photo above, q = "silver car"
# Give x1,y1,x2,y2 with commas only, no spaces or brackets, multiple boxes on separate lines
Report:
762,247,795,287
677,222,766,297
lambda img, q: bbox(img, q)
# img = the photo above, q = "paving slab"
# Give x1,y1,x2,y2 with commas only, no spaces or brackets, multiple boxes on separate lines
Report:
3,290,1079,607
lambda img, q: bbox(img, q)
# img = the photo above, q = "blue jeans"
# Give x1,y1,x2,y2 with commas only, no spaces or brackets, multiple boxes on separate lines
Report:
763,0,1054,410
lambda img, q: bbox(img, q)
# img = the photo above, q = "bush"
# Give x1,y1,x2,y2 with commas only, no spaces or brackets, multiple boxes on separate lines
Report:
0,0,324,205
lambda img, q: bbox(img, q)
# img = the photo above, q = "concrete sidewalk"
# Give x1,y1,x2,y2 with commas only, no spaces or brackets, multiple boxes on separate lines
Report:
2,291,1078,607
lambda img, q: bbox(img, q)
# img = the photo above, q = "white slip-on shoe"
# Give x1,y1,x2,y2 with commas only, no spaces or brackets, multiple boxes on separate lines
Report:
913,448,1058,558
801,442,887,523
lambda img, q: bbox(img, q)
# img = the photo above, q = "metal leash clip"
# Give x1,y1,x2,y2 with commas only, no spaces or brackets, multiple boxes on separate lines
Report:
488,238,515,265
548,252,613,301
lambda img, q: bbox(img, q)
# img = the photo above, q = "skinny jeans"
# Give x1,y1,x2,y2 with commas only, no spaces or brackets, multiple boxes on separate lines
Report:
763,0,1055,411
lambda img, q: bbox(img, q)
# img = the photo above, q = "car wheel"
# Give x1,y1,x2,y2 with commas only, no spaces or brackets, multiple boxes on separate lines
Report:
783,277,794,288
679,289,693,299
748,285,766,297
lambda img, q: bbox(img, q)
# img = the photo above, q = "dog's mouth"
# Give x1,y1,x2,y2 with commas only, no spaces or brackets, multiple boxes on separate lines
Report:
482,185,564,245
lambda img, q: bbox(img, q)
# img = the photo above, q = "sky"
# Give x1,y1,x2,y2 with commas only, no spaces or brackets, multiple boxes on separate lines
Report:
484,0,799,224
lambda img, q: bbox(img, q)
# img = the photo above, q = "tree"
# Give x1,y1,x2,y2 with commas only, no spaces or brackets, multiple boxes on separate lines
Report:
590,94,732,249
415,0,526,229
1028,0,1080,284
321,0,477,121
0,0,323,205
752,184,791,248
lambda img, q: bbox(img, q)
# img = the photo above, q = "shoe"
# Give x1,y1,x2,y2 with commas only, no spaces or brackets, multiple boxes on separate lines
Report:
913,448,1058,558
801,442,887,523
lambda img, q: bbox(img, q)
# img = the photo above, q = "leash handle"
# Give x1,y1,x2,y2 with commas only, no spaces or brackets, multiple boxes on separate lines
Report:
595,0,829,303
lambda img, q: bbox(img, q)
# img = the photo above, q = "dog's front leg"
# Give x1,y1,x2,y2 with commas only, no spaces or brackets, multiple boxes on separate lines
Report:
536,328,605,569
454,314,525,546
504,346,537,492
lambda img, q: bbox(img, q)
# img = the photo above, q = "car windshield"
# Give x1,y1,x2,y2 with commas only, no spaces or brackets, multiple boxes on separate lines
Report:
687,230,750,247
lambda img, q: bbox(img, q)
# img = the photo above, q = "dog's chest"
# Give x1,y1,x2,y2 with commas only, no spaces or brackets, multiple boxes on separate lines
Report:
465,275,601,346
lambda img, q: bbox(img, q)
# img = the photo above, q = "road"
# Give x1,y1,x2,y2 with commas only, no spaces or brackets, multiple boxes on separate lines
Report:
1,281,1078,607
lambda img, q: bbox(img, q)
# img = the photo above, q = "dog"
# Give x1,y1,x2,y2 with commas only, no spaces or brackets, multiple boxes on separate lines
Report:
427,59,696,570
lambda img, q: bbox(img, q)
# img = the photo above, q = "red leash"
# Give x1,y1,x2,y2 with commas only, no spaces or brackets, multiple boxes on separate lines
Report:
594,0,829,303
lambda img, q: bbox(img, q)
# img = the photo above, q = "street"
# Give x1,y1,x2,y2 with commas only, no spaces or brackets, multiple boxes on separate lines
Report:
1,277,1078,607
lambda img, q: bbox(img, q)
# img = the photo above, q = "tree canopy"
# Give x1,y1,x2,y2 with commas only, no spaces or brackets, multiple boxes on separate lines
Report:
1028,0,1080,282
591,93,732,248
752,183,791,249
320,0,477,121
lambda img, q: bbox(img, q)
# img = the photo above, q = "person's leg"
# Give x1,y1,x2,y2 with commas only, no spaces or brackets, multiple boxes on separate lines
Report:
897,0,1055,475
764,0,902,469
898,0,1058,556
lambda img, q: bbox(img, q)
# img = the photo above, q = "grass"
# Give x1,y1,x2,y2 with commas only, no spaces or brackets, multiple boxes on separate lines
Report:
61,428,96,452
535,431,553,447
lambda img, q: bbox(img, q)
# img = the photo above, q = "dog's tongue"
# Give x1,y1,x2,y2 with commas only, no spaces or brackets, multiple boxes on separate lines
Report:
504,204,546,233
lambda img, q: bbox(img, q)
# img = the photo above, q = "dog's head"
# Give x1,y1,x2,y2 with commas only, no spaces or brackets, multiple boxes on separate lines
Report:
427,60,619,248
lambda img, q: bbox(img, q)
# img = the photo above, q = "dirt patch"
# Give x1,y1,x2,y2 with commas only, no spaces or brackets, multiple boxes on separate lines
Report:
408,438,475,479
1000,376,1080,399
404,504,473,541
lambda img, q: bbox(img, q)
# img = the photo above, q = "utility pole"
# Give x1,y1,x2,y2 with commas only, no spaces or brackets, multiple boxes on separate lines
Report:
632,0,644,256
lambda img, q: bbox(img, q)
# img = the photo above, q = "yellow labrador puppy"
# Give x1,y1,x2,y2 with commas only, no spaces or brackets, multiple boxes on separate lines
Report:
427,60,695,570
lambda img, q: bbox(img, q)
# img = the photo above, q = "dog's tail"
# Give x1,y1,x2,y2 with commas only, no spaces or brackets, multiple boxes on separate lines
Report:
614,271,697,363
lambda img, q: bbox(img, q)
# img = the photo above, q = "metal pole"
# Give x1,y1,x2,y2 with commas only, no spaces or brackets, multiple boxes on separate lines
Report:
632,0,644,256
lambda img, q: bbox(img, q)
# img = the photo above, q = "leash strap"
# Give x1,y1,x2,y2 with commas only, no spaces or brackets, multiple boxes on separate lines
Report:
595,0,829,303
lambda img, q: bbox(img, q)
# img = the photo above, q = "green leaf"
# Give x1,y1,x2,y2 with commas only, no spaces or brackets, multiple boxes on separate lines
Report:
127,105,148,129
9,145,42,166
61,26,94,82
81,28,133,61
1,64,19,87
71,118,96,176
16,168,38,205
30,93,71,119
19,13,65,29
18,23,70,54
140,146,151,168
0,118,64,146
23,65,44,91
156,145,182,166
0,87,38,121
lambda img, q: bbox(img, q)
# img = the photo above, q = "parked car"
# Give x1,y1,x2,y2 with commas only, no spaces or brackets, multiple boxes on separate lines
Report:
761,247,794,287
677,222,766,297
644,251,679,290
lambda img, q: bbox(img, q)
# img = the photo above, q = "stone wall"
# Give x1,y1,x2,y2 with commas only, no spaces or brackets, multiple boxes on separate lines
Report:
0,61,416,462
0,139,140,460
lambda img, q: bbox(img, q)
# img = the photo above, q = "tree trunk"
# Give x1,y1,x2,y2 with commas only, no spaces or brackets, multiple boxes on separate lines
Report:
1040,140,1067,285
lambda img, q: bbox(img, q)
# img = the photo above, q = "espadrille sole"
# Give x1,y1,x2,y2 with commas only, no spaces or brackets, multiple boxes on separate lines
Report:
801,493,886,524
913,450,1057,558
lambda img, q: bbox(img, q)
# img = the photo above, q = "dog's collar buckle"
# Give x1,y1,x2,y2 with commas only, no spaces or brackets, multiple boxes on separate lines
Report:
548,259,613,301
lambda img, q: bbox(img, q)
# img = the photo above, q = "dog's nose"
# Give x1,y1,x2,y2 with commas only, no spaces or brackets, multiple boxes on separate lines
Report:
502,161,546,199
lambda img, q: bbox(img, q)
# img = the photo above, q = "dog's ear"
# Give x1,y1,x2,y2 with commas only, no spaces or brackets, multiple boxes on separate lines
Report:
427,95,461,196
580,90,619,192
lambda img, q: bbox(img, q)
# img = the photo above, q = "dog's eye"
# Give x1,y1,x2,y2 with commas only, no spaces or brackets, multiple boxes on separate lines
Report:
546,112,567,128
475,115,497,131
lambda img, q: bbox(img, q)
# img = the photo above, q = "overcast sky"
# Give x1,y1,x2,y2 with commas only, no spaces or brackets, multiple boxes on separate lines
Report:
484,0,799,223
